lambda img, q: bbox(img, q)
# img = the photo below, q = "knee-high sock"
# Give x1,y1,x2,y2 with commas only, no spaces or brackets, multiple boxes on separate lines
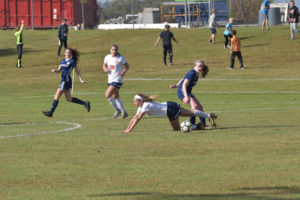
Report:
115,98,126,113
72,97,85,105
190,116,196,125
108,97,120,112
194,110,210,118
200,117,206,127
50,100,59,114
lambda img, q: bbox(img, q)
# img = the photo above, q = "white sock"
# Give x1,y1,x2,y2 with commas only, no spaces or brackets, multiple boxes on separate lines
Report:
194,110,210,118
108,97,120,112
115,98,126,113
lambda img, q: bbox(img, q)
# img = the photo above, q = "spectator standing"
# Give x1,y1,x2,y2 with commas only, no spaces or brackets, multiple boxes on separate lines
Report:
57,19,68,57
227,30,244,70
154,24,178,66
208,9,218,45
14,20,24,68
261,0,270,31
224,18,233,48
288,0,300,40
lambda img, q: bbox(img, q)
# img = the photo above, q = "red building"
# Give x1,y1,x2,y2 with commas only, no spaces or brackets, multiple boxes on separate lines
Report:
0,0,98,28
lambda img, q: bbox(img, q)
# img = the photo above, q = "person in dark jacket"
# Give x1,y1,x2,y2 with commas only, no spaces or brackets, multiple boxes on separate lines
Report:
288,0,300,40
57,19,69,57
154,24,178,66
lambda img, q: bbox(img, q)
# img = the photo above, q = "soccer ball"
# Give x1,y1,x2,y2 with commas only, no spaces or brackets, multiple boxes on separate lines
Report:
180,121,192,132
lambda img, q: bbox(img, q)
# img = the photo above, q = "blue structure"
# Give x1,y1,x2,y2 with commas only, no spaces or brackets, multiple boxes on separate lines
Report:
162,0,228,25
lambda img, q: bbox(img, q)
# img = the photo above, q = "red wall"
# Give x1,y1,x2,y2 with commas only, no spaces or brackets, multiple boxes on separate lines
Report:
0,0,98,28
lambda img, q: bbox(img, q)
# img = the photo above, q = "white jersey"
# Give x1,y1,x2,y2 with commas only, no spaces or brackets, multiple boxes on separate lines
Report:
136,102,167,117
104,54,127,83
208,14,217,28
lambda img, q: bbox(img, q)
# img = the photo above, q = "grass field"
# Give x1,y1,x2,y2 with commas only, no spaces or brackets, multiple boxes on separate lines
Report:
1,25,300,200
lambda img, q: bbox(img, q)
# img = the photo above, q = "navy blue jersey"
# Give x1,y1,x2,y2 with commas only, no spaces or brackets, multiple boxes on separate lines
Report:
59,59,76,82
177,69,199,99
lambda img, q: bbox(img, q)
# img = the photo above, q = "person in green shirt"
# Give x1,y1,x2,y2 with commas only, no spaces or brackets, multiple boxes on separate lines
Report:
14,20,24,68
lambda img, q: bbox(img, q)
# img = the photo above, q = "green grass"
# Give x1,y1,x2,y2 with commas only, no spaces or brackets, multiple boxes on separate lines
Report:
0,25,300,200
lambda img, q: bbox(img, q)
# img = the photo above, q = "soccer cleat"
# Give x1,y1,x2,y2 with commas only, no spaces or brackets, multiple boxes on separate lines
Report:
169,63,174,66
226,67,233,70
112,110,121,119
42,111,53,118
84,101,91,112
240,67,244,70
196,122,205,130
122,111,128,119
209,113,217,127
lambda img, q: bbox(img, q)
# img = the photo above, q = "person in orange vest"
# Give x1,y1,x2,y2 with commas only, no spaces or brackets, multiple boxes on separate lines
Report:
227,30,244,70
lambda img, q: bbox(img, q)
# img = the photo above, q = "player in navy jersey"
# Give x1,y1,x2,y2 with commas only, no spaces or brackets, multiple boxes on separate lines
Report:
170,59,212,129
42,48,90,117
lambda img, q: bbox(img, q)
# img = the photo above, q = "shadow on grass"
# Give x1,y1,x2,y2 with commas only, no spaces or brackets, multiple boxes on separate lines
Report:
239,35,255,40
234,186,300,194
243,43,270,48
88,191,300,200
215,124,296,130
0,48,48,57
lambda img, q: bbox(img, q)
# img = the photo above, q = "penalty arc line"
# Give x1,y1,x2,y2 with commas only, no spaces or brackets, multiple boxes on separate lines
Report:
0,121,82,139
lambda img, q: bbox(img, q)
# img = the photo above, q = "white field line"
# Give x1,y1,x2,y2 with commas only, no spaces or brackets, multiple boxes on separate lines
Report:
1,90,300,102
124,78,300,81
0,122,82,139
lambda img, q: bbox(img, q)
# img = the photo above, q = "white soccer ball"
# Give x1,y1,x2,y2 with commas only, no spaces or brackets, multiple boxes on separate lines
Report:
180,121,192,132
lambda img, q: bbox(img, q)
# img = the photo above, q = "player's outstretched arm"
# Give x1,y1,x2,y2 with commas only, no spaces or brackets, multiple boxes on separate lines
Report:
170,78,183,89
52,65,62,73
122,112,145,133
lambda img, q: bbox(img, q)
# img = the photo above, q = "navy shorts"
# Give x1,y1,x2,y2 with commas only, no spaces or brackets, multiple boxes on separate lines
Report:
166,101,181,121
58,81,72,91
262,13,269,20
108,82,122,89
210,28,217,35
177,88,195,100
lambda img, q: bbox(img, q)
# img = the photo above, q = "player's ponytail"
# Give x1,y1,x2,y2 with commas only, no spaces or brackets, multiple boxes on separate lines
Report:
136,93,158,102
67,48,80,63
202,64,209,77
194,59,209,78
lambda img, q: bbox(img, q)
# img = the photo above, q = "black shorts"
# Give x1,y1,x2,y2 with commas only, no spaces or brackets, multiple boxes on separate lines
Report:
166,101,181,121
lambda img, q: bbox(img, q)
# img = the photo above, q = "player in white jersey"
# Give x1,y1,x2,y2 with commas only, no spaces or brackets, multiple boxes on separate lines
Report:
122,93,217,133
103,44,130,119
